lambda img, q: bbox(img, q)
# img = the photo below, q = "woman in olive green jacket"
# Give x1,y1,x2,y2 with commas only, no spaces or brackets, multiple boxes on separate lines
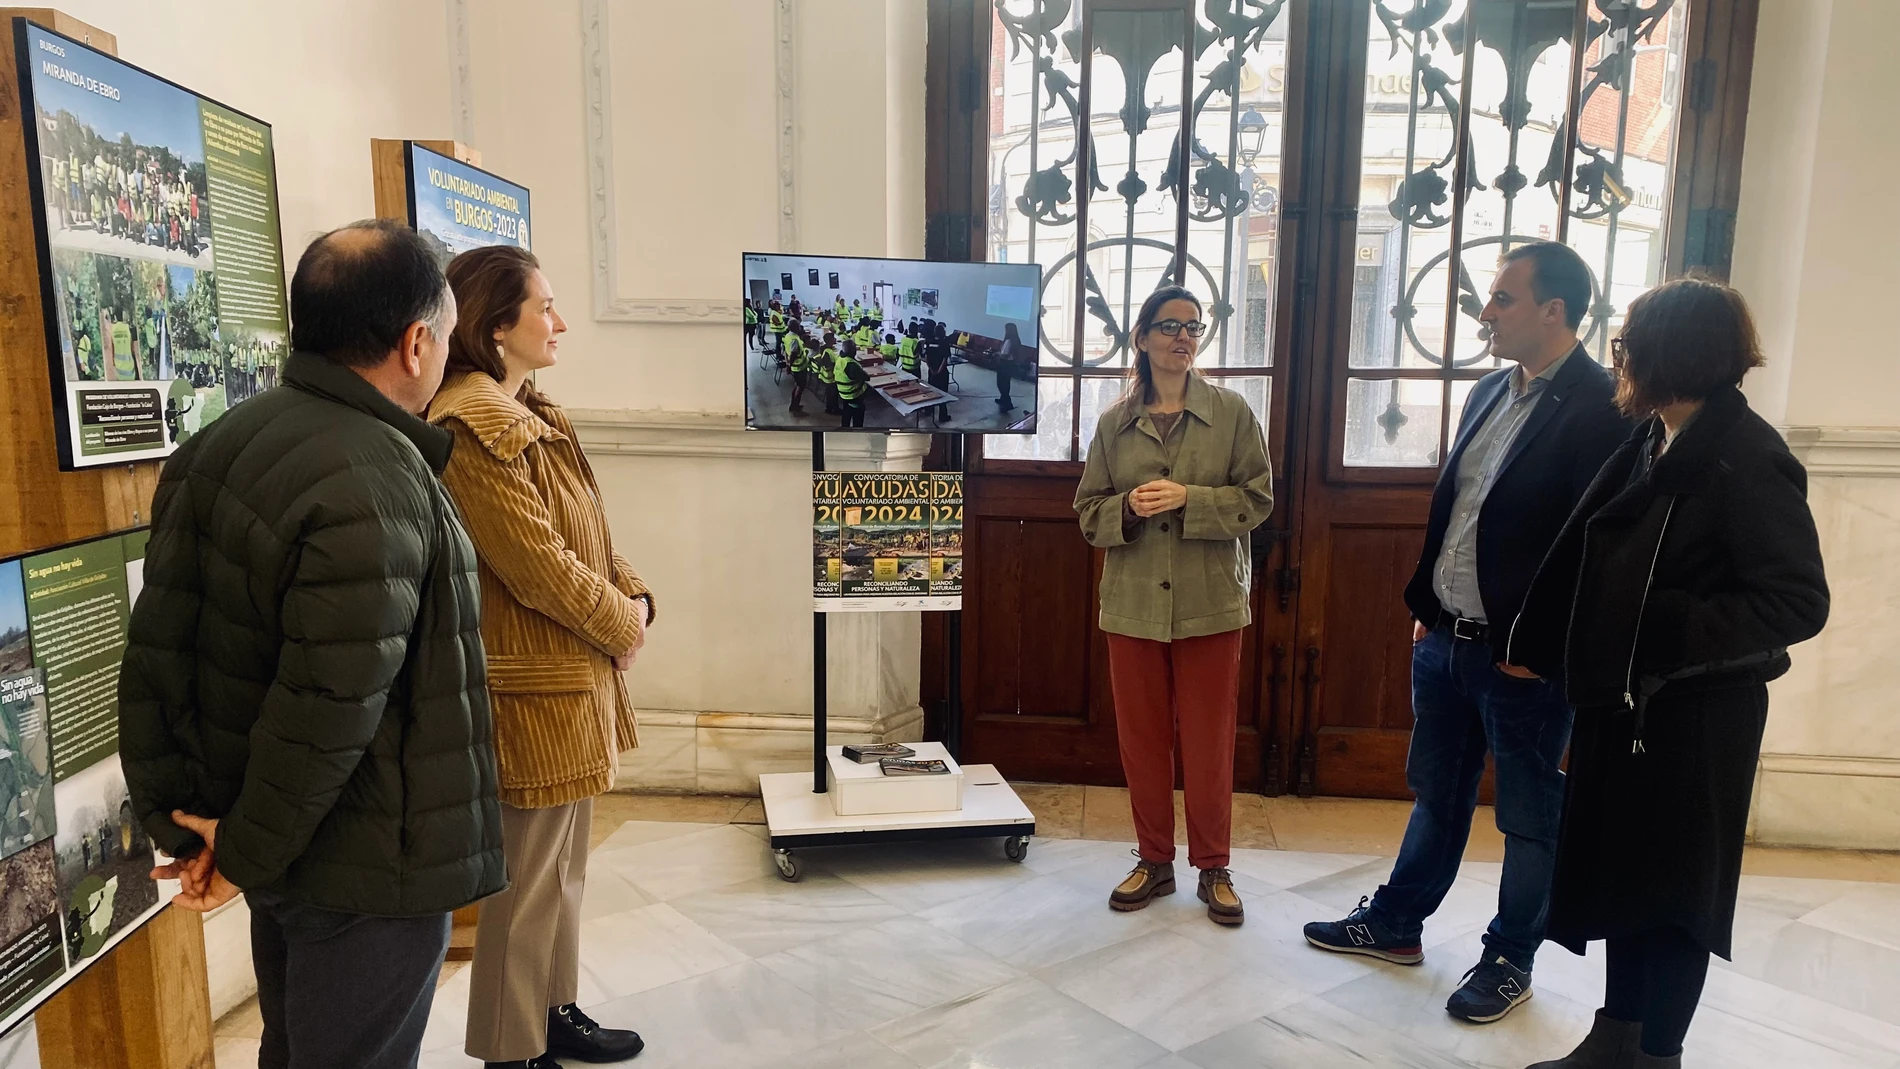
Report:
1074,285,1273,926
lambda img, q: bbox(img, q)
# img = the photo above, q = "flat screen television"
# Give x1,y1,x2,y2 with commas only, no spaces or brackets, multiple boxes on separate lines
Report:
13,19,289,470
742,252,1041,434
403,141,530,267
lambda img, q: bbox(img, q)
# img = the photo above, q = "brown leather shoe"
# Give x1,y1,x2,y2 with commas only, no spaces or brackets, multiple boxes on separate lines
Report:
1198,867,1244,926
1109,854,1175,911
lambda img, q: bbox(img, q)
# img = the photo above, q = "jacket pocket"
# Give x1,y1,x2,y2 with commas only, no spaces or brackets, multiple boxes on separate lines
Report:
484,655,608,791
486,654,595,694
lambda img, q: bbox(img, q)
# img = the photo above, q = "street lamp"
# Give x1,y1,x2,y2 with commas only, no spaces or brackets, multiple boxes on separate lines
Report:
1237,108,1267,169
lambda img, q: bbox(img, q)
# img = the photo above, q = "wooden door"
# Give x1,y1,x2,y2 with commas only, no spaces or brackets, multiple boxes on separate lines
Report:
927,0,1757,797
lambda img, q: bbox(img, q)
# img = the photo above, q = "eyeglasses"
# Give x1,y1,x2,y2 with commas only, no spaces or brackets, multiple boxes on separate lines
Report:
1150,319,1208,338
1610,336,1628,368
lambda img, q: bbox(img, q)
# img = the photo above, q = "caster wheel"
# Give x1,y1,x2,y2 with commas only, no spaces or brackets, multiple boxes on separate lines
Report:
773,849,802,881
1004,836,1029,862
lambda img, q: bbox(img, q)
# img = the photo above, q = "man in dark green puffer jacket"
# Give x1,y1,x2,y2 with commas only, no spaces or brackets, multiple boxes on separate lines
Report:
118,220,505,1069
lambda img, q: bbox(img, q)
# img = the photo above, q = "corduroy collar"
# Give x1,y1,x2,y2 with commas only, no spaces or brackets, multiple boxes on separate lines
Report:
426,371,560,463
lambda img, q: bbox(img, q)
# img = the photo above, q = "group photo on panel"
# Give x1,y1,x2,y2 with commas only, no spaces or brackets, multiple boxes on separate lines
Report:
0,6,1850,1069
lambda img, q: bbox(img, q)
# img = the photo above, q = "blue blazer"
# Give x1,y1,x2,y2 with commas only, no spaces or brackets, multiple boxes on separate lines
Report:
1402,344,1631,661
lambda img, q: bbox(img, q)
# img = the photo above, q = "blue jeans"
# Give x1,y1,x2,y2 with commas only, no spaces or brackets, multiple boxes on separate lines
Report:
1367,624,1574,970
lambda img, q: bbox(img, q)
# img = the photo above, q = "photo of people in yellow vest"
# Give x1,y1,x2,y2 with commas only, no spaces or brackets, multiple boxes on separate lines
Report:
742,252,1040,433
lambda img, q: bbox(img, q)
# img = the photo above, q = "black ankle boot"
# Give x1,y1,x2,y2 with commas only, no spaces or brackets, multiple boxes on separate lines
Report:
1525,1010,1641,1068
547,1003,644,1062
483,1056,563,1069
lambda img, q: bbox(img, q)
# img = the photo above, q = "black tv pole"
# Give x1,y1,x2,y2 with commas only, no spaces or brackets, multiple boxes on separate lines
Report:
812,431,828,794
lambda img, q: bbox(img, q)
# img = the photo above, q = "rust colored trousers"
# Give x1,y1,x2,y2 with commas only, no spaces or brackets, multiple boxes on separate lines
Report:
1106,629,1244,869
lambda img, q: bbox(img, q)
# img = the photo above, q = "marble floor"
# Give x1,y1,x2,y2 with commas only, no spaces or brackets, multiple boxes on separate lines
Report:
234,807,1896,1069
4,791,1895,1069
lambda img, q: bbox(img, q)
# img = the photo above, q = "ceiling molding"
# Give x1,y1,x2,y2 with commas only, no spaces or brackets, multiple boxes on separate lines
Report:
579,0,795,324
1781,426,1900,478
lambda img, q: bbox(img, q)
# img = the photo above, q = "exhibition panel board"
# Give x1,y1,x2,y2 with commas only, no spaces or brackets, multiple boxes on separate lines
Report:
11,18,289,470
0,528,165,1037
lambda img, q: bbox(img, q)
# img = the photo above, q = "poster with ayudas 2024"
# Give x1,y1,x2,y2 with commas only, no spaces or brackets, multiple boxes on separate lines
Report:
14,18,290,470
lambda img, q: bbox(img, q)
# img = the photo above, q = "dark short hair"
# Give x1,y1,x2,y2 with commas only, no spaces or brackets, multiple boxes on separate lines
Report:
290,219,452,368
1614,277,1764,416
1500,241,1592,331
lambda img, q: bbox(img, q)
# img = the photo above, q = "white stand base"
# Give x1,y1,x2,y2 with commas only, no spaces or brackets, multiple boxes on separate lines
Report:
759,762,1037,881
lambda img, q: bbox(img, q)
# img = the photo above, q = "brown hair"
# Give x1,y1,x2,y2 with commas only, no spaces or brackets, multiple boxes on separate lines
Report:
1613,277,1764,417
1126,285,1204,406
443,245,555,413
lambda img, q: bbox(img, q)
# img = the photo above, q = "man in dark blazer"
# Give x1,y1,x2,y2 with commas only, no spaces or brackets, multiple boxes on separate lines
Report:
1303,242,1631,1024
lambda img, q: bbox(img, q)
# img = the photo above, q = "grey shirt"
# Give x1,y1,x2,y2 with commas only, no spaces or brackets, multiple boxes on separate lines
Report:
1432,351,1573,622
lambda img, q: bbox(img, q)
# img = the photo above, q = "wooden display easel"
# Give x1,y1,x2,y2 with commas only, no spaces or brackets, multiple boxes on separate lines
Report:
0,9,214,1066
367,136,486,962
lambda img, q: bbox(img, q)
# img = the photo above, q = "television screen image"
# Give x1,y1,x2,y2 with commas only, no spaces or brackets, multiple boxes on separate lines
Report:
743,252,1041,434
14,19,289,469
405,142,529,266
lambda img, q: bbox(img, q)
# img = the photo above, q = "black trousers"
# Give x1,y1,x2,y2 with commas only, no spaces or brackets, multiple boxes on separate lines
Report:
250,891,451,1069
841,398,866,428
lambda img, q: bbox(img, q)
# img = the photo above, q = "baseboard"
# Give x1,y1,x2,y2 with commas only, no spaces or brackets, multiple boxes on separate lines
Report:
617,706,928,795
1753,753,1900,850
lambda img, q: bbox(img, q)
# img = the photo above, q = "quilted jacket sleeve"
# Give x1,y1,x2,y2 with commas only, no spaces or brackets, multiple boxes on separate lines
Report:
118,468,211,859
212,466,433,891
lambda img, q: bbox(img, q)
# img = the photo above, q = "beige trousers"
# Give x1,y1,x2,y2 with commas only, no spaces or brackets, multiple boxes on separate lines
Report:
465,796,592,1062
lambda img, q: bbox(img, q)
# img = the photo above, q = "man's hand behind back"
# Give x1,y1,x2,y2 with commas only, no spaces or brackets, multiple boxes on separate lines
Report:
150,811,240,912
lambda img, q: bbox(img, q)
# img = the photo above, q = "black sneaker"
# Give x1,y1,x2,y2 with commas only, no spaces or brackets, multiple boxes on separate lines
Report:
1446,954,1533,1023
547,1003,644,1062
1302,896,1424,965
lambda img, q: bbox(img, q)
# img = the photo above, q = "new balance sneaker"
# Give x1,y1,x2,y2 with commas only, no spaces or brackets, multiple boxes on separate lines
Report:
1302,896,1424,965
1446,954,1533,1023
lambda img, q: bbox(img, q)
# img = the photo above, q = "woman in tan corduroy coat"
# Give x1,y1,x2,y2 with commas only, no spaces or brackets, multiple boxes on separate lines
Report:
430,246,651,1069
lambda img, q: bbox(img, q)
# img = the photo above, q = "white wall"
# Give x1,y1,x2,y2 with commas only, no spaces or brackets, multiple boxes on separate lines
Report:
1732,0,1900,849
460,0,931,792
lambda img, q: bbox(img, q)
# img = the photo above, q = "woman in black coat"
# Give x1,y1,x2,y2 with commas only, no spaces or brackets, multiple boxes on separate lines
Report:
1511,279,1829,1069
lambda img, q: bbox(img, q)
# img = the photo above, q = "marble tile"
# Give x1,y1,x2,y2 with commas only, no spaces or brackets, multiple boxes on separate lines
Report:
1176,995,1476,1069
733,797,767,824
1037,927,1308,1051
1255,795,1414,855
212,1035,260,1069
571,902,750,1004
919,865,1191,970
815,836,1040,913
1795,881,1900,953
599,795,747,827
1730,920,1900,1027
584,961,855,1069
592,818,726,852
1017,835,1143,878
774,1030,917,1069
614,720,698,793
1014,781,1086,838
669,873,907,958
0,1022,37,1069
415,1051,482,1069
871,976,1168,1069
579,861,658,921
757,916,1021,1030
1170,889,1395,999
1692,955,1900,1069
1318,927,1602,1069
1224,847,1384,892
594,823,781,902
